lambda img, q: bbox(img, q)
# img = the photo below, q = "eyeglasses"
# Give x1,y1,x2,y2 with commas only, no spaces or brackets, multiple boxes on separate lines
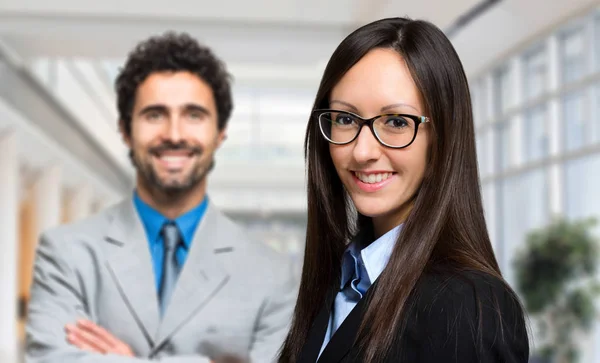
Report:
314,109,430,149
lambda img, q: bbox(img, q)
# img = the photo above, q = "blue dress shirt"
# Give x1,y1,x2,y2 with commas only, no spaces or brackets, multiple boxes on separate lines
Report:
133,192,209,292
319,224,403,357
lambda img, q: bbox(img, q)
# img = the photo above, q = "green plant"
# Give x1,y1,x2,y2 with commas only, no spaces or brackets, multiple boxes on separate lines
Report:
513,217,600,363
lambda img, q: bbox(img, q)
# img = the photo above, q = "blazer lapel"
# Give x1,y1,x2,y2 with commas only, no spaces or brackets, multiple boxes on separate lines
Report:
315,227,378,363
104,200,160,346
153,204,231,349
297,288,336,363
317,281,378,363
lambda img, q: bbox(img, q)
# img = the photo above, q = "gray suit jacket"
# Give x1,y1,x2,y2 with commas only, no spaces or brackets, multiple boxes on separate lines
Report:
25,199,297,363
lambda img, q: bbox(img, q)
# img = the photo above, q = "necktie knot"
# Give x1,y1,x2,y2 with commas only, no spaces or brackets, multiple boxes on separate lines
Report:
340,249,370,302
161,222,181,251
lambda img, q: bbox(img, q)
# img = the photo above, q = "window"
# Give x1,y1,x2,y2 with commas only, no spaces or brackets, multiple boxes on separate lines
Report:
498,169,548,286
222,85,312,163
560,27,588,84
592,84,600,144
562,90,588,152
471,79,488,126
477,129,493,177
523,46,548,101
594,15,600,70
494,121,511,172
565,155,600,236
523,105,549,162
493,67,511,116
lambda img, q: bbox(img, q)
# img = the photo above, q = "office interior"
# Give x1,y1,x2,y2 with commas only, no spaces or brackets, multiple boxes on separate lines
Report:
1,0,600,361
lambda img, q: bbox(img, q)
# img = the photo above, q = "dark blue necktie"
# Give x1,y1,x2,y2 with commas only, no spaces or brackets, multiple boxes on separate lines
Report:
332,249,371,332
158,222,182,316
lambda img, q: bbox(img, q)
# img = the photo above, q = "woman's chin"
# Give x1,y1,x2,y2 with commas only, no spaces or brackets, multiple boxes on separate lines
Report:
354,205,391,219
353,197,414,227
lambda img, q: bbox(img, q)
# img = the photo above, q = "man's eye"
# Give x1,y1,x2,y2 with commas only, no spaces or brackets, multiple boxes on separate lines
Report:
146,112,163,120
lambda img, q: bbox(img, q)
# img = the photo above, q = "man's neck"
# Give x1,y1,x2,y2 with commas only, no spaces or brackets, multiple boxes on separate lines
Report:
135,179,207,220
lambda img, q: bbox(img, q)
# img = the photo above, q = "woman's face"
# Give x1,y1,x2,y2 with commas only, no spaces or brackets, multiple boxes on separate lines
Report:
328,48,430,237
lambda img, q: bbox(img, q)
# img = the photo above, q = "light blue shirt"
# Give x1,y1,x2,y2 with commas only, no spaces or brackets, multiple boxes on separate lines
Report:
133,191,209,292
319,224,403,357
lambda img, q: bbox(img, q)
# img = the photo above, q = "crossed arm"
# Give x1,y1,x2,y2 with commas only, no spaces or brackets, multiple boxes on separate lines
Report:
25,233,296,363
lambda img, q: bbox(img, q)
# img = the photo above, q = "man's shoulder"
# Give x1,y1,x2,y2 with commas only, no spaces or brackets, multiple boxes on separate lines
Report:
35,201,128,271
42,200,122,242
211,208,292,271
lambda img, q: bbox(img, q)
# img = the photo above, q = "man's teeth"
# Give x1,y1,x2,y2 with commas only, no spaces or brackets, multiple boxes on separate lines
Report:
355,172,393,184
160,155,189,162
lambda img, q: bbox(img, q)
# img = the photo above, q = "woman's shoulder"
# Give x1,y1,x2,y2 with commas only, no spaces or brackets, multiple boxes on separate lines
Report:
411,268,519,309
398,268,529,362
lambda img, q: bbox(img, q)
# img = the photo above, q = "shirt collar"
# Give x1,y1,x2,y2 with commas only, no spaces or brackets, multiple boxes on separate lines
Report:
133,191,209,249
340,224,403,289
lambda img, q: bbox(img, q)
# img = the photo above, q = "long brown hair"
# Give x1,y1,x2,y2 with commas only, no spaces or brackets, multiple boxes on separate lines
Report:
279,17,521,362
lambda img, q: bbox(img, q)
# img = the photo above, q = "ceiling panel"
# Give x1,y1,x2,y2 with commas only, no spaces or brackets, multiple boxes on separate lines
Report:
0,0,362,25
374,0,479,28
453,0,598,78
0,17,348,65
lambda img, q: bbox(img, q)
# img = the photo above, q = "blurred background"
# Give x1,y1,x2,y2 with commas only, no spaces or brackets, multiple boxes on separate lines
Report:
0,0,599,362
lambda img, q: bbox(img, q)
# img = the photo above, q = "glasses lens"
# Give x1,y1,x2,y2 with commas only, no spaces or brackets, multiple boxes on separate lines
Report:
318,111,359,144
373,115,416,147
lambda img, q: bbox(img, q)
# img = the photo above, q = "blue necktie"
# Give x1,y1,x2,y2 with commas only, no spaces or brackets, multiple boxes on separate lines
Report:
344,248,371,300
331,250,371,333
159,222,182,316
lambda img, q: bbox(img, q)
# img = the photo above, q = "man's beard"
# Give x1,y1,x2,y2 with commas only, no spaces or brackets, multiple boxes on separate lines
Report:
130,141,213,196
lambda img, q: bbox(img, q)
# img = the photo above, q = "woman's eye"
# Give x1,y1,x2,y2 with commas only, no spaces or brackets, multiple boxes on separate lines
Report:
386,117,409,128
335,116,355,125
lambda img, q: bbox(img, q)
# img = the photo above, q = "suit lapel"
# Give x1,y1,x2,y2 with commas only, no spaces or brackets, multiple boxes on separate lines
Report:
104,200,160,345
297,288,336,363
304,229,377,363
317,281,378,363
154,204,231,348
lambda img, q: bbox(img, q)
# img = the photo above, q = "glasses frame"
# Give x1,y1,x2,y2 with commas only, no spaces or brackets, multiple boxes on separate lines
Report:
314,109,430,149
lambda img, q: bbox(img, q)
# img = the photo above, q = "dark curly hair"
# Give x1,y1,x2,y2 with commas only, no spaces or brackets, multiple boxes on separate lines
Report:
115,32,233,137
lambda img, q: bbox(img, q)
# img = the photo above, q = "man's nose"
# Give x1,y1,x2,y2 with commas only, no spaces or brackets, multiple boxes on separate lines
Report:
165,119,183,143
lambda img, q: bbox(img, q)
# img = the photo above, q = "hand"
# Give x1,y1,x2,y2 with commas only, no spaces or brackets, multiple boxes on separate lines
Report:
65,319,134,357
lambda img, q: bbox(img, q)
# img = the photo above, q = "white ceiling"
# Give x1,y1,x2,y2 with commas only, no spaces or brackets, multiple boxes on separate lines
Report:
453,0,600,78
2,0,593,86
0,0,481,188
0,0,476,25
0,0,478,65
1,0,598,211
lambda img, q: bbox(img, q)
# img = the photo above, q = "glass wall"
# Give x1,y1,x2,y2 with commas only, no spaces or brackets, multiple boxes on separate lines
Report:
471,9,600,361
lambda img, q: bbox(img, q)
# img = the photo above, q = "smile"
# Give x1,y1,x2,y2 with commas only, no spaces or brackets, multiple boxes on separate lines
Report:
353,171,395,184
351,171,397,193
159,155,191,162
154,153,195,170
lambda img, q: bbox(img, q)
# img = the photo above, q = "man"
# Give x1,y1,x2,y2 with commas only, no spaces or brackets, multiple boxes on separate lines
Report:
25,32,297,363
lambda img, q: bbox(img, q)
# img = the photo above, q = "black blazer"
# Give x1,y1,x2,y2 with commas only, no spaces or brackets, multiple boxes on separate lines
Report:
297,269,529,363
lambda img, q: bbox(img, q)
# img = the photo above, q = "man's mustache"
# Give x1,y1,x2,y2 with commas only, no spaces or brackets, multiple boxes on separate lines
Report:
149,142,203,155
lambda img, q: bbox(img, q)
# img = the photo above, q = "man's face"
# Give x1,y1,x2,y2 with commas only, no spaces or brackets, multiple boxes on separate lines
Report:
123,71,225,195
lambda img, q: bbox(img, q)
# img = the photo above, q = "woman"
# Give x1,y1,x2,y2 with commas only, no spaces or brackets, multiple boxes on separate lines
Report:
279,17,529,363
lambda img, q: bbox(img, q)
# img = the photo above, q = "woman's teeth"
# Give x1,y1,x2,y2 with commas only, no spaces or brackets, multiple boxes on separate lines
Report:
354,172,393,184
